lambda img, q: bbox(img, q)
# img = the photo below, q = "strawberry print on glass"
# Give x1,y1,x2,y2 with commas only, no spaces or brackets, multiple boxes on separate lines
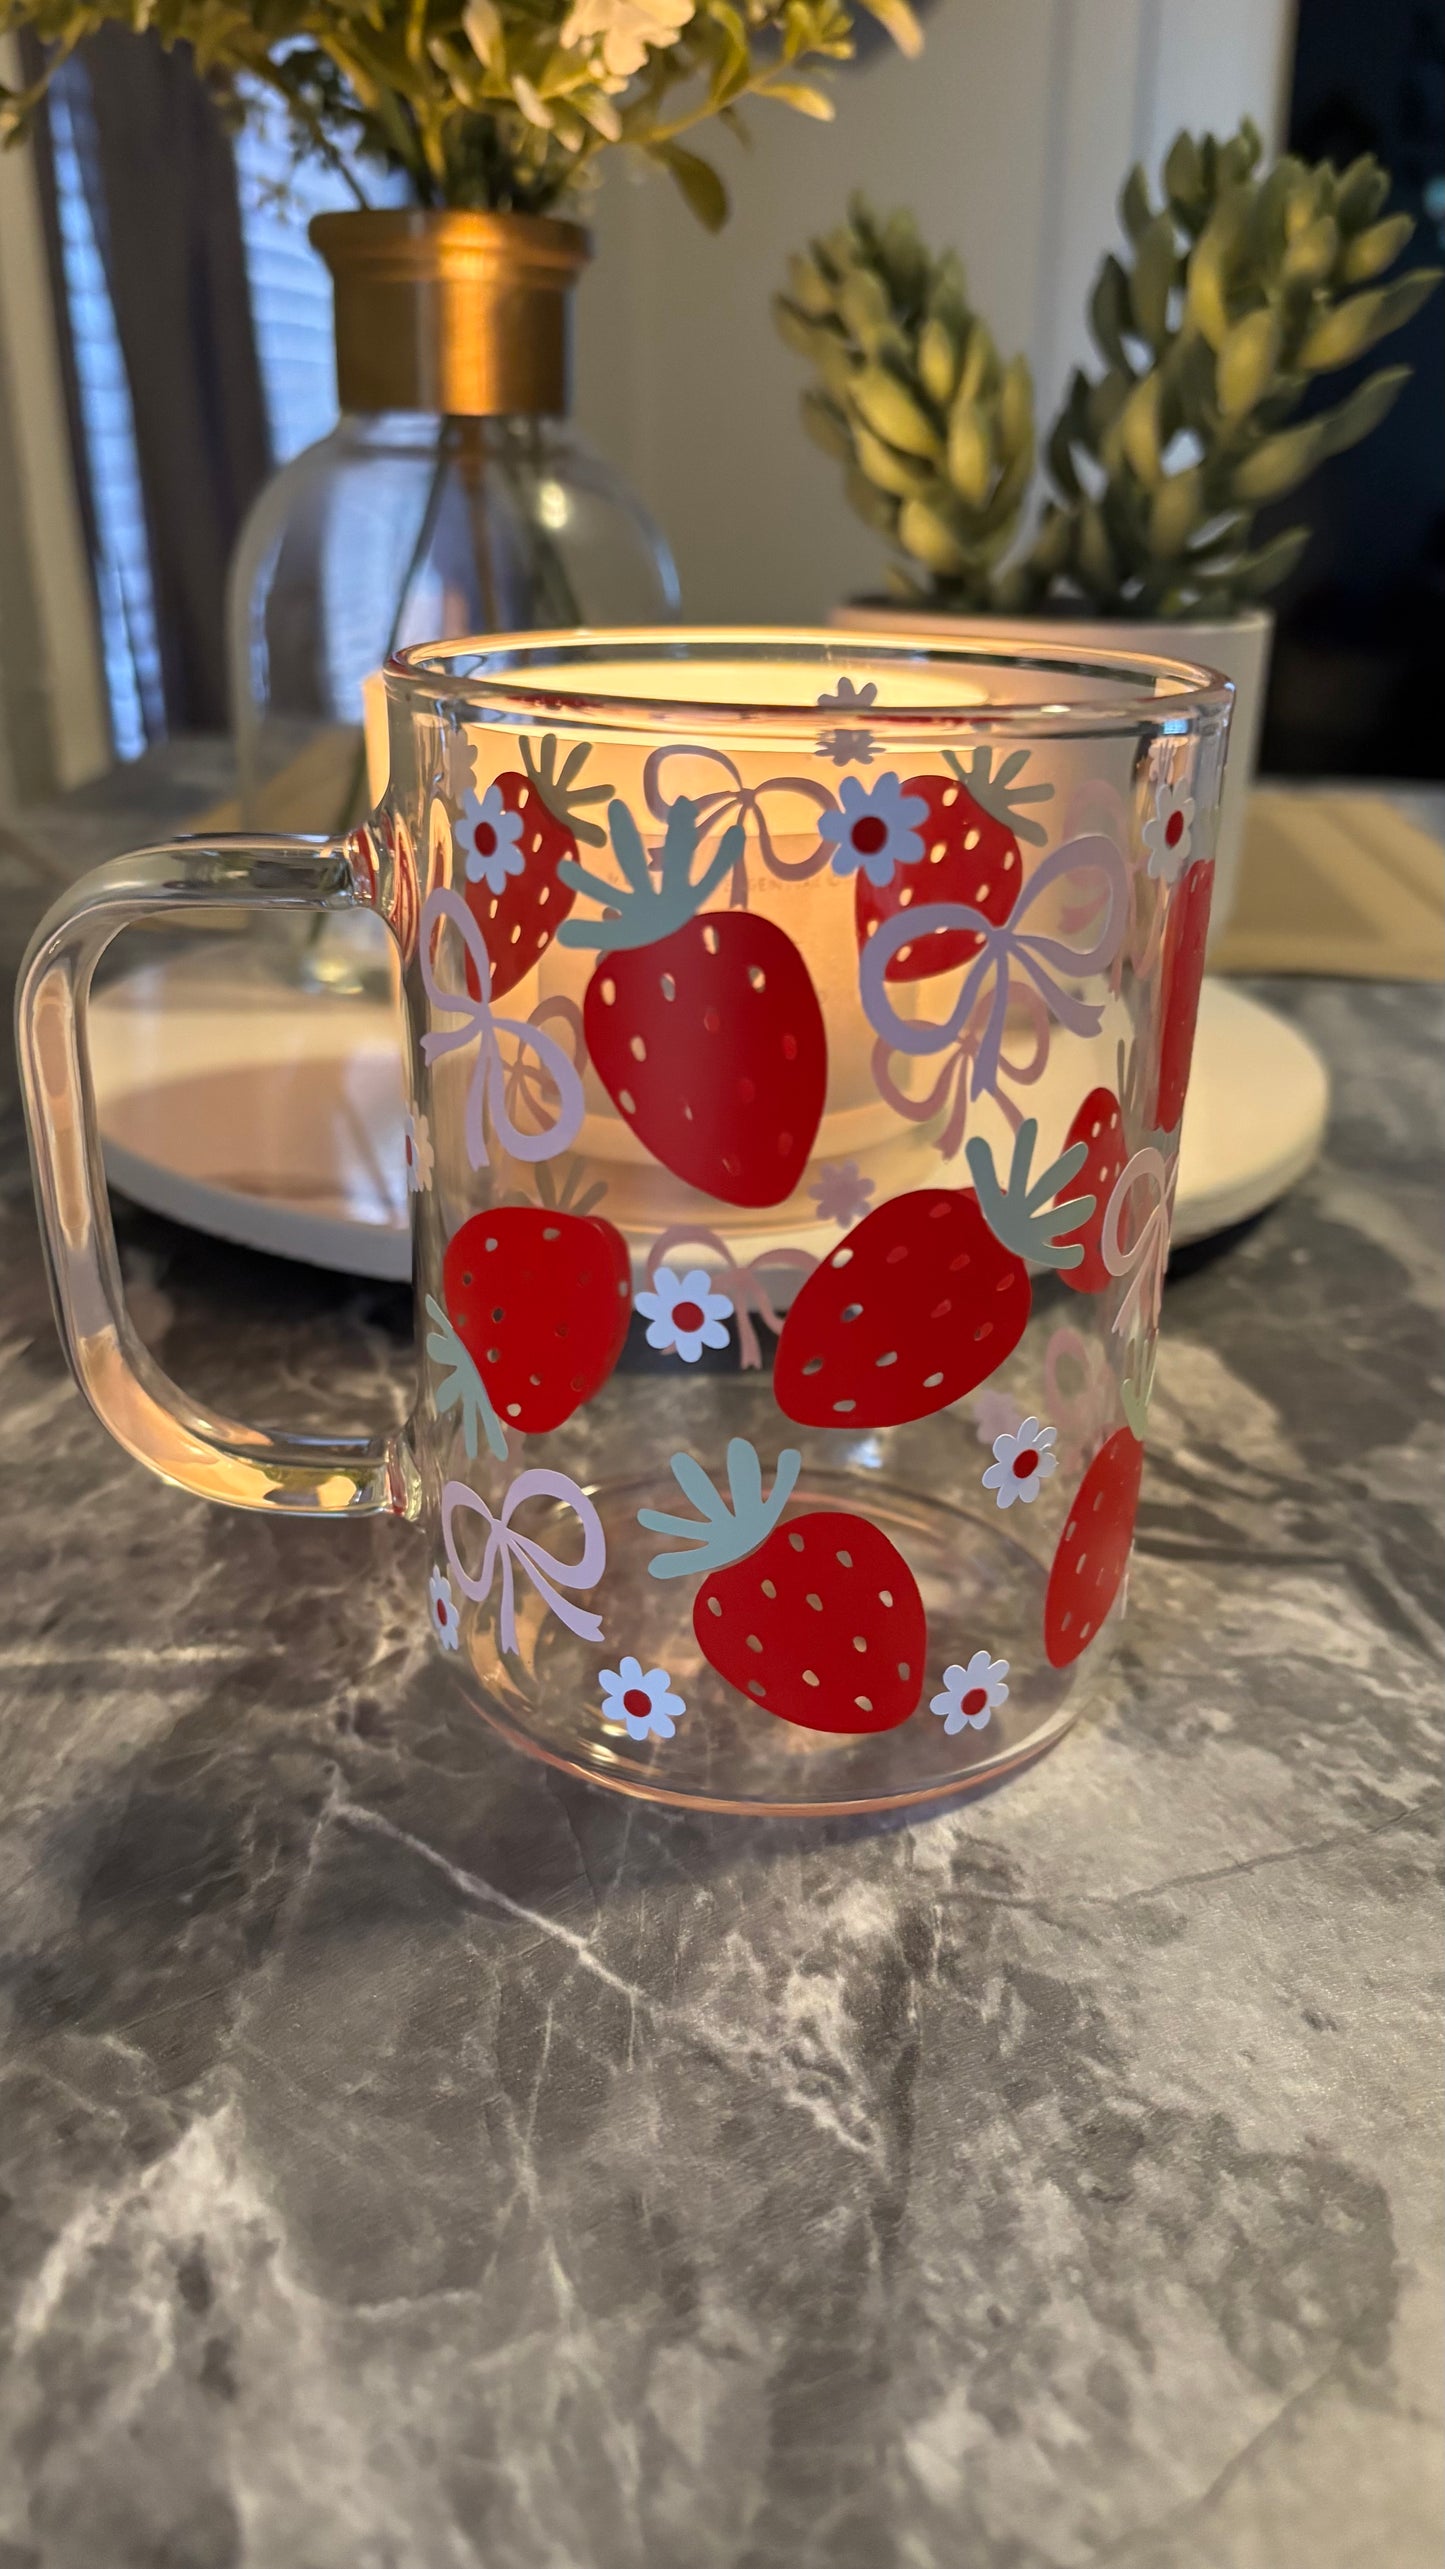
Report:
640,1439,926,1735
442,1205,631,1435
1043,1429,1145,1669
458,734,611,1002
853,746,1052,984
1054,1087,1128,1293
557,798,827,1207
1155,859,1215,1133
774,1188,1031,1431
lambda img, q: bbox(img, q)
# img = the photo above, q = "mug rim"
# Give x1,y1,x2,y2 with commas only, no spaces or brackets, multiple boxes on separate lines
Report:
385,624,1234,743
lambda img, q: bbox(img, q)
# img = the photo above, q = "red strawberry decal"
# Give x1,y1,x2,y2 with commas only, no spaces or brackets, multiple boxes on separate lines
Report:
460,736,611,1004
558,799,826,1208
699,1512,926,1735
1154,859,1214,1133
775,1120,1099,1429
640,1440,925,1733
437,1199,630,1443
1054,1087,1128,1294
774,1189,1030,1430
854,747,1052,983
1043,1427,1144,1668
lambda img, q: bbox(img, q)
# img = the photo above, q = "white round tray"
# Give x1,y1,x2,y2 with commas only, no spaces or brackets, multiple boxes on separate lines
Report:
91,961,1328,1282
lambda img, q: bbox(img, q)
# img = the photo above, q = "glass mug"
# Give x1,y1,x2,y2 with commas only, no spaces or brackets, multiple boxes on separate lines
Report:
18,632,1231,1815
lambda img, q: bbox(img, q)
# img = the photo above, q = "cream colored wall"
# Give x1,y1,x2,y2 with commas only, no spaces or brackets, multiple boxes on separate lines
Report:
573,0,1295,622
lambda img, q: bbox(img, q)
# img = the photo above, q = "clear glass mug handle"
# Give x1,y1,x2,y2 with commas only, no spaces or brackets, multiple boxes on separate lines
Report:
15,834,419,1520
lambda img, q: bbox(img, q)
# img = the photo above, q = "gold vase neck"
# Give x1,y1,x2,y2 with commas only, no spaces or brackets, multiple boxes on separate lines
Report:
310,210,589,419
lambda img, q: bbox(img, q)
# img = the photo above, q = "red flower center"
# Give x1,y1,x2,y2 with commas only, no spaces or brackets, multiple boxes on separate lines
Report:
961,1686,989,1717
851,814,889,857
433,1597,448,1628
672,1299,705,1332
1012,1447,1040,1478
473,820,498,859
1165,809,1185,848
622,1687,653,1719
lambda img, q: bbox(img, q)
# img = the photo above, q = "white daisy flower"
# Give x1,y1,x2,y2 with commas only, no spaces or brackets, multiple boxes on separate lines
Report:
404,1108,434,1195
819,770,928,889
428,1568,462,1652
599,1655,687,1741
459,782,525,897
1142,778,1196,885
635,1264,732,1363
930,1651,1010,1735
981,1415,1059,1508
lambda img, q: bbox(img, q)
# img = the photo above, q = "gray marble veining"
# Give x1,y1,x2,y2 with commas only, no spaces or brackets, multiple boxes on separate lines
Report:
1,785,1440,2567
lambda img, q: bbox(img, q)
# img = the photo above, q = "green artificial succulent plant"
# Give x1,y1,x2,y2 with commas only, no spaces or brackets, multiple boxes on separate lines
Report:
777,121,1441,616
775,198,1034,607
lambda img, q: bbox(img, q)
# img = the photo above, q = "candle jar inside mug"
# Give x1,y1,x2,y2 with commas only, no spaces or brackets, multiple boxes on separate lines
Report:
19,632,1231,1814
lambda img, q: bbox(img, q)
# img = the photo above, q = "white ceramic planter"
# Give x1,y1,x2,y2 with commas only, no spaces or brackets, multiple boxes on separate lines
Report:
831,601,1273,946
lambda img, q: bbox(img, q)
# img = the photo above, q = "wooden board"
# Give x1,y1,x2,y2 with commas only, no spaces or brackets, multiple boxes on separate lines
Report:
1212,789,1445,982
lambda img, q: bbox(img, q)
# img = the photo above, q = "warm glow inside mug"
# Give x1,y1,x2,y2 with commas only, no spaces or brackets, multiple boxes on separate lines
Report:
18,631,1232,1814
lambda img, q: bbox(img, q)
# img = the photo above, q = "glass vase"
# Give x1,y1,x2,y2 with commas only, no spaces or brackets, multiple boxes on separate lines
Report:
228,211,678,843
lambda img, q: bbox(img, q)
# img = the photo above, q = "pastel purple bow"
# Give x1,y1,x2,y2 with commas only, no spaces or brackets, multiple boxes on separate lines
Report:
419,887,584,1173
869,983,1050,1160
859,833,1129,1103
644,745,835,904
442,1469,607,1654
1102,1145,1178,1339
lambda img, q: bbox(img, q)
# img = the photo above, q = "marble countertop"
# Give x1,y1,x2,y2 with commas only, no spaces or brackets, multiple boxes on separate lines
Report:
1,766,1441,2569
